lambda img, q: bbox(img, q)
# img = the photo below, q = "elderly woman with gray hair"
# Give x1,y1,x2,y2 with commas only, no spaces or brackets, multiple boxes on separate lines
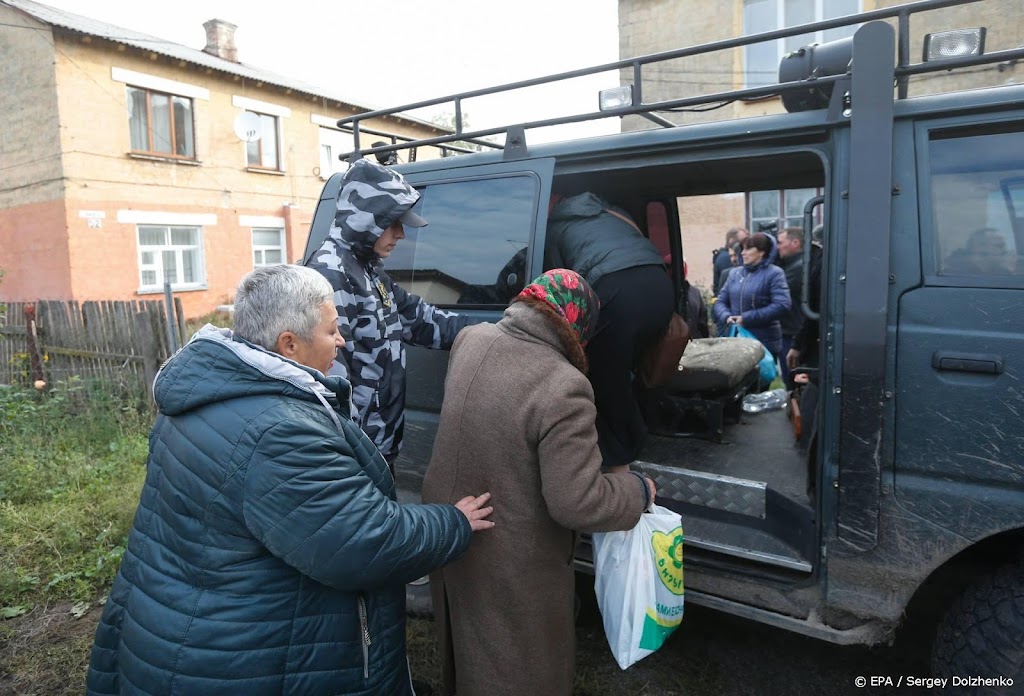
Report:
86,264,494,696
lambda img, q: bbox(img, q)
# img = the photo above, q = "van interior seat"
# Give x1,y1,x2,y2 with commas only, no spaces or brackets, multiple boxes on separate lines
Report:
669,337,765,393
641,337,766,442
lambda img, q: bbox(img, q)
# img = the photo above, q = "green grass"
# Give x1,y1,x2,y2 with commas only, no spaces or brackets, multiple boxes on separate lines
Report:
0,379,149,615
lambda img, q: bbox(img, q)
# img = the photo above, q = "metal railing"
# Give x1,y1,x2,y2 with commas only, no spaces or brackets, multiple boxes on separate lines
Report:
336,0,1021,161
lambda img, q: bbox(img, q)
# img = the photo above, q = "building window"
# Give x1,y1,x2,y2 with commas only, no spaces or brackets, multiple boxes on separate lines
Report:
246,112,280,170
127,87,195,158
318,127,354,179
252,228,285,267
137,225,204,290
742,0,861,87
748,188,821,233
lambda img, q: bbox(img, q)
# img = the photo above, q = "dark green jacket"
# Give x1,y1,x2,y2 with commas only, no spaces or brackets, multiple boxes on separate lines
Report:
544,192,664,287
87,326,471,696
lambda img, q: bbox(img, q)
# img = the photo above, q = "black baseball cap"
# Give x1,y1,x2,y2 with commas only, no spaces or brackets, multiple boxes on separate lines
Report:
399,207,428,228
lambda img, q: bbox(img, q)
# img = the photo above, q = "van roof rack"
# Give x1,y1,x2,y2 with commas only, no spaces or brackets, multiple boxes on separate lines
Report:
337,0,1024,163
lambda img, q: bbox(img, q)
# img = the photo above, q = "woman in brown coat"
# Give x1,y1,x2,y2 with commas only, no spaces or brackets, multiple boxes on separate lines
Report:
422,269,655,696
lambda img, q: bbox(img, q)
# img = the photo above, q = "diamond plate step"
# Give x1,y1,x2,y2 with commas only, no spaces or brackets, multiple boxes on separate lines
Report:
635,460,766,519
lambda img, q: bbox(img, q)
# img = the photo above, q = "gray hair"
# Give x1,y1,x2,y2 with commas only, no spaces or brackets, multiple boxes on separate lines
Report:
233,265,333,350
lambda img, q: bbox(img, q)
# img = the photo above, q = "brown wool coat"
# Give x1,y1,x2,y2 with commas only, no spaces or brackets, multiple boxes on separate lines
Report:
421,302,648,696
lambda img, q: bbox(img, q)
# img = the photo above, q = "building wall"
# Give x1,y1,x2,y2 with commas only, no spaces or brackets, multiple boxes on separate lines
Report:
0,7,71,301
1,18,445,317
0,200,72,299
0,6,65,208
49,33,446,317
678,193,746,292
619,0,1023,130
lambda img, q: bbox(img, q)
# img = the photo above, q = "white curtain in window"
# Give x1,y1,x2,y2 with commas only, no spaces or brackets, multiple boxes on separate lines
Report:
161,250,177,284
127,87,149,151
173,97,195,157
151,93,172,154
259,114,278,169
824,0,860,42
743,0,779,87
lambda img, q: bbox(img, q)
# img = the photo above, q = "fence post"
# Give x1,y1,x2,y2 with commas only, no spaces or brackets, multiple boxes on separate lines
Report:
134,309,159,404
23,304,45,384
174,296,187,346
163,282,180,353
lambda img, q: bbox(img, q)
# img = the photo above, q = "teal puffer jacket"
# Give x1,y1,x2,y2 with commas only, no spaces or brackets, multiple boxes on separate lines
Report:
86,326,471,696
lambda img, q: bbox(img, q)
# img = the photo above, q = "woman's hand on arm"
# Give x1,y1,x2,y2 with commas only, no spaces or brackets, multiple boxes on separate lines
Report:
454,492,495,532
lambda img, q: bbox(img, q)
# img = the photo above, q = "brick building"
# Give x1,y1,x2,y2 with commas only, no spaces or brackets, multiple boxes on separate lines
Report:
0,0,449,316
617,0,1023,291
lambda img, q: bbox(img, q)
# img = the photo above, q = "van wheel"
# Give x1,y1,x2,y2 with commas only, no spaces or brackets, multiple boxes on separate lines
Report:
931,557,1024,692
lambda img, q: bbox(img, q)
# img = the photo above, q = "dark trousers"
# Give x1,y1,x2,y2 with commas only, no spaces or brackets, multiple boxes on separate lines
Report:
586,266,674,468
779,335,794,389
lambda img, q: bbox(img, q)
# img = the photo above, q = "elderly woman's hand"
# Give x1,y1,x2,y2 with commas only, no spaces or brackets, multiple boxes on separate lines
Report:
726,315,743,326
455,492,496,532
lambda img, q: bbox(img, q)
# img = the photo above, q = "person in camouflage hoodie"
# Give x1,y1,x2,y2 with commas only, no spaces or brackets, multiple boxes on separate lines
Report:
306,159,474,466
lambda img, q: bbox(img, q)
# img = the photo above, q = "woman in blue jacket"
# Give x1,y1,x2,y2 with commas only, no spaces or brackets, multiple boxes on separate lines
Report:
713,232,792,359
86,265,494,696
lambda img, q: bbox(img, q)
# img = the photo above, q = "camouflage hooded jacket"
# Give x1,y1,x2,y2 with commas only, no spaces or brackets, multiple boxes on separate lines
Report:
306,160,471,460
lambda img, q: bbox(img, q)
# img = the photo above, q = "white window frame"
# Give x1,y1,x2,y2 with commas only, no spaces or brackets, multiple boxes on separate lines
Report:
135,225,206,292
243,111,281,170
313,116,355,180
125,86,197,158
233,96,289,172
742,0,862,88
748,187,822,233
251,227,286,267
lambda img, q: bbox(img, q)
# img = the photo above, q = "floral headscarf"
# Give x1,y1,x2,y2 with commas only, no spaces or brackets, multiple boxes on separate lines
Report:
515,269,600,346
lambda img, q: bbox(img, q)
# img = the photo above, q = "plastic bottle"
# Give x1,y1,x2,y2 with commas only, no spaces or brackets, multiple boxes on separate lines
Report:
742,388,788,413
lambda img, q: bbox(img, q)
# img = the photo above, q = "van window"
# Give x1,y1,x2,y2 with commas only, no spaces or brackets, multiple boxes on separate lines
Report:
385,176,537,306
929,126,1024,284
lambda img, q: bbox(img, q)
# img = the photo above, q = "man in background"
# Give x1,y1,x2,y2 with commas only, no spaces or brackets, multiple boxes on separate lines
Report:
775,227,805,388
712,226,748,295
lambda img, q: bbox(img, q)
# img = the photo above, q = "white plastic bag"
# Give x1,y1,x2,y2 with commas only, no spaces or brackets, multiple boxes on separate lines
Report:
592,504,685,669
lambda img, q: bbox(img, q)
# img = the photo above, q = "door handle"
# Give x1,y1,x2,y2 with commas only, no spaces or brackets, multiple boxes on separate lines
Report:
932,351,1004,375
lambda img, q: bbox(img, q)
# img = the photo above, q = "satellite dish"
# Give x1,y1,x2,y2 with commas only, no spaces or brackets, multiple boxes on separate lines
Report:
232,111,262,142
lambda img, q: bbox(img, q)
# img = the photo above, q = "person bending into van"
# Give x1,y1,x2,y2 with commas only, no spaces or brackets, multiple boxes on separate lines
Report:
545,192,675,472
713,232,792,361
86,264,494,696
305,159,475,471
422,269,655,696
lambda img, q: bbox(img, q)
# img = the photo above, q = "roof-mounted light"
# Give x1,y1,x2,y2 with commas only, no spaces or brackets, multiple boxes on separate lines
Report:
599,85,634,112
923,28,986,62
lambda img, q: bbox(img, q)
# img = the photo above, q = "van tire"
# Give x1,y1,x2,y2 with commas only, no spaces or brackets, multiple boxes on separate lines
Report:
931,557,1024,692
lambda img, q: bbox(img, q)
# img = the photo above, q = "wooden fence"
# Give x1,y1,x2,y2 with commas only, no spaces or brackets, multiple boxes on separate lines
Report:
0,298,186,400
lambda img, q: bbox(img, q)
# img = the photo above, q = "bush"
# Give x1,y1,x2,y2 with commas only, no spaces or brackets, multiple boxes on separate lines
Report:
0,380,149,615
184,309,232,341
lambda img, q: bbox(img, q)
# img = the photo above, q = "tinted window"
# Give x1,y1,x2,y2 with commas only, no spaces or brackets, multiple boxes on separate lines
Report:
929,127,1024,284
385,176,537,306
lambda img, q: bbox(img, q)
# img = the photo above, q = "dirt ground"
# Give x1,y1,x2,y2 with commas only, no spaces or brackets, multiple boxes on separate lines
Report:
1,585,926,696
411,576,928,696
